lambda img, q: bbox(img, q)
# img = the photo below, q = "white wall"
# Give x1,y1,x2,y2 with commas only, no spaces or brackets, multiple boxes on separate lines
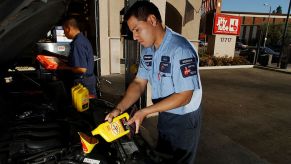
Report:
151,0,166,23
99,0,110,75
99,0,123,75
213,34,236,57
108,0,123,74
166,0,201,49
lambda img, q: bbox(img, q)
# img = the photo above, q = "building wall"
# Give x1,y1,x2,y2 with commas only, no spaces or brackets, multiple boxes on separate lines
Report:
151,0,166,23
99,0,110,75
244,17,253,25
99,0,123,75
167,0,202,48
108,0,123,74
255,17,264,24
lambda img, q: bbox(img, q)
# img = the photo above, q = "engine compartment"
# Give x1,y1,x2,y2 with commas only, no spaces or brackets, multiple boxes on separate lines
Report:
0,68,160,164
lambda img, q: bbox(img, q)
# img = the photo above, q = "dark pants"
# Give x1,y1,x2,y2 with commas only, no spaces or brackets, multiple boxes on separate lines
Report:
74,75,97,96
156,106,202,164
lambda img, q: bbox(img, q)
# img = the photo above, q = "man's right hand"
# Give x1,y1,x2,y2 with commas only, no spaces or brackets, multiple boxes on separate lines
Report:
104,108,122,122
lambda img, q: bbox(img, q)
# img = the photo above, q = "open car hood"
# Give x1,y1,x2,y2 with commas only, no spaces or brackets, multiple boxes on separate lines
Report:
0,0,70,67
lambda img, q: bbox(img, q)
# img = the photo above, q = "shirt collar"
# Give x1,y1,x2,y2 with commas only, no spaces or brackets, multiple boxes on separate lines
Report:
151,27,172,53
72,32,82,42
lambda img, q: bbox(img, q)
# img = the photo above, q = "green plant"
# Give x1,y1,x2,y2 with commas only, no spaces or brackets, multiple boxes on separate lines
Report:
200,55,214,66
231,56,250,65
198,47,208,57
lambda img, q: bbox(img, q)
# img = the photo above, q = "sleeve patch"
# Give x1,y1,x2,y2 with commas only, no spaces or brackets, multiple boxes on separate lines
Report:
180,58,195,65
180,63,197,78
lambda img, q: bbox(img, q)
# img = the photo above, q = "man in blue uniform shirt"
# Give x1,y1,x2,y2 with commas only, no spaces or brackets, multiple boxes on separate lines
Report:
59,17,97,97
105,1,202,163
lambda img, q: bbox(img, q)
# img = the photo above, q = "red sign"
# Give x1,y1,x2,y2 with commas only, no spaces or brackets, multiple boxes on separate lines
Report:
213,14,241,35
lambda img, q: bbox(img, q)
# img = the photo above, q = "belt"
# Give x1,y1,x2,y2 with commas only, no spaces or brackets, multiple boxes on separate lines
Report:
152,94,172,104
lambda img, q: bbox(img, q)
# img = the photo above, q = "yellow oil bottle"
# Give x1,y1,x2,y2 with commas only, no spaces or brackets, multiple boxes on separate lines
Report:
75,86,89,112
71,83,82,107
91,113,130,142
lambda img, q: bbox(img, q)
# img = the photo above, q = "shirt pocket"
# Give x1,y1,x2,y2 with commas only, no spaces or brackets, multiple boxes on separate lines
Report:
160,73,174,97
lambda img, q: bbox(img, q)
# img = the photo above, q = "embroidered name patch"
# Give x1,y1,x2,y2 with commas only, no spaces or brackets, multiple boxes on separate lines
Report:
159,62,171,73
144,55,152,67
161,56,170,62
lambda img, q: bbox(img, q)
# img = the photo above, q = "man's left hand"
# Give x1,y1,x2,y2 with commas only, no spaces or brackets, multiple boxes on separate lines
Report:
127,109,147,134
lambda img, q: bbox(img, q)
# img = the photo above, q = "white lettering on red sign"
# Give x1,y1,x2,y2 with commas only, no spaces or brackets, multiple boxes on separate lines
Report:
229,18,239,32
213,14,241,35
217,17,228,31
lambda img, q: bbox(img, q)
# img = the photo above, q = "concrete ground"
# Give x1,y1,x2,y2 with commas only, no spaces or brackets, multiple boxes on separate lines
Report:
100,68,291,164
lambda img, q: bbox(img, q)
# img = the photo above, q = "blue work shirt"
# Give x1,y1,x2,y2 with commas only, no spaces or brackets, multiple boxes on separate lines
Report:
136,27,202,115
68,32,96,95
69,32,95,77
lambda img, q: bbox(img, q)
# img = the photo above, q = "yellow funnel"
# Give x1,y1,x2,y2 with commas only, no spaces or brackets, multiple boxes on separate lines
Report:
78,132,99,154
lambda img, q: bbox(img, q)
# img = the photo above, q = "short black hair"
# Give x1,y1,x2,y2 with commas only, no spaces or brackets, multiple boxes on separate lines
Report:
63,16,84,31
124,1,162,23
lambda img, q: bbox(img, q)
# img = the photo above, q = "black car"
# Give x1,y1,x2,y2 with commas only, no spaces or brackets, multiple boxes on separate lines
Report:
239,46,280,64
259,47,280,58
235,42,248,50
199,40,208,47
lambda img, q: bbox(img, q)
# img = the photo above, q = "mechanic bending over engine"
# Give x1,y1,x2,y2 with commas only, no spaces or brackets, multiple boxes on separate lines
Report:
58,17,97,97
105,1,202,163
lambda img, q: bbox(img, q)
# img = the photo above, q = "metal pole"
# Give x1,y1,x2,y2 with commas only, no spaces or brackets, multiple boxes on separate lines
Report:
263,4,271,48
255,28,264,65
279,0,291,69
94,0,102,97
95,0,100,77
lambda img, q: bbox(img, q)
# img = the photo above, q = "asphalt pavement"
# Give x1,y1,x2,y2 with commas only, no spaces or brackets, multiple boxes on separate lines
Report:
196,68,291,164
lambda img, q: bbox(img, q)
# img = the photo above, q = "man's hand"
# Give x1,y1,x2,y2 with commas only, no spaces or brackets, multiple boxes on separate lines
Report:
105,108,122,122
127,109,147,134
57,63,87,74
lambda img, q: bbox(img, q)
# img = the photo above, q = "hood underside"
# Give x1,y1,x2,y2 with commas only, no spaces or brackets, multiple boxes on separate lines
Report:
0,0,70,67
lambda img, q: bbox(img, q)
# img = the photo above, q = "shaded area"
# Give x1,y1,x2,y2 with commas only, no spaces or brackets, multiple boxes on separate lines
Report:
165,2,182,34
183,0,195,26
